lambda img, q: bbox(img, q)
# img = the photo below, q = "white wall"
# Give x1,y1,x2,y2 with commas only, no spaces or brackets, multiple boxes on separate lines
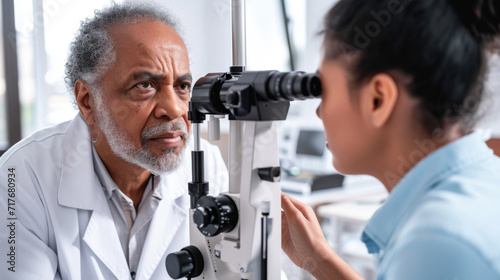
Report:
127,0,291,81
125,0,232,83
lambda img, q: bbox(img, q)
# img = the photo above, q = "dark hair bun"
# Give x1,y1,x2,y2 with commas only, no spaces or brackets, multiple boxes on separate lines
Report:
448,0,500,43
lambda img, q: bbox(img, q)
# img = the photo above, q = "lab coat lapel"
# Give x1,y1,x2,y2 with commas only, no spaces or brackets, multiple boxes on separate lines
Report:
83,189,130,279
58,114,98,210
136,170,189,280
59,114,129,278
53,114,97,278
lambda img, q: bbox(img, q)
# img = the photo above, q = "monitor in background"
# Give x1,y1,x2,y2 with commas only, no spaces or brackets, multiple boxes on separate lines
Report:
278,124,336,176
295,129,326,157
278,124,342,194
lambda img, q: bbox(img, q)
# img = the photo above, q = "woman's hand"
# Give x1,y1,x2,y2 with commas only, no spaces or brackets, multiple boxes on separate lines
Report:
281,192,334,271
281,192,365,280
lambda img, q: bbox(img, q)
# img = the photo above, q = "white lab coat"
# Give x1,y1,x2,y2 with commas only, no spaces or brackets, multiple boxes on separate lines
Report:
0,114,228,280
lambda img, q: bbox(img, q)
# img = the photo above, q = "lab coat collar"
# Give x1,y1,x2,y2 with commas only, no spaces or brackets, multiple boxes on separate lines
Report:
135,139,191,279
361,132,492,254
80,174,188,280
135,142,191,279
83,188,130,279
58,114,99,210
136,173,189,279
58,114,191,279
57,114,129,278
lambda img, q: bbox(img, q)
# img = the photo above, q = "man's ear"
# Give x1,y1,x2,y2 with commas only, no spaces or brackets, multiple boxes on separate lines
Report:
74,80,95,125
364,73,399,128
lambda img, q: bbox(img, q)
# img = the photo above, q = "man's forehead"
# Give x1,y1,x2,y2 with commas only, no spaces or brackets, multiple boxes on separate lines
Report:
106,19,190,78
109,20,187,55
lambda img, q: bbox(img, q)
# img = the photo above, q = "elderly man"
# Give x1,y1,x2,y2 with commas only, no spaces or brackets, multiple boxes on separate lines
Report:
0,3,227,280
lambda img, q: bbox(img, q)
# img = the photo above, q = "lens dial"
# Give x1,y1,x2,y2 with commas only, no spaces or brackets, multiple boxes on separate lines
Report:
193,195,238,237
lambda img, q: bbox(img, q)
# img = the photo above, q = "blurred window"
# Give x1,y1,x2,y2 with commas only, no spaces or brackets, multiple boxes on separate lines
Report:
0,3,7,150
14,0,119,138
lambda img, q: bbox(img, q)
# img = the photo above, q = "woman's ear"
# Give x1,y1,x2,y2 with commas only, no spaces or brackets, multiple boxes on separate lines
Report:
364,73,399,128
74,80,96,125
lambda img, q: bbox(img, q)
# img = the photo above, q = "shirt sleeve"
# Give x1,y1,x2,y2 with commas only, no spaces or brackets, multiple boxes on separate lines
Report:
0,169,60,279
384,230,498,280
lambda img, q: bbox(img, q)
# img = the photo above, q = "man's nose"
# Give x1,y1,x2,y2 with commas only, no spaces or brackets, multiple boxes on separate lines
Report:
153,86,186,120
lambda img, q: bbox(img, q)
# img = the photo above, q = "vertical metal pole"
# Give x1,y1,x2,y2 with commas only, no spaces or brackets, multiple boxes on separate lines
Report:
231,0,246,67
193,123,201,152
229,0,247,193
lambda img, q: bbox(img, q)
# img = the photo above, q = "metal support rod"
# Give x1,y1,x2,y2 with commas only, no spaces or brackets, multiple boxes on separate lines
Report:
229,0,247,194
228,121,244,193
231,0,246,67
193,123,201,151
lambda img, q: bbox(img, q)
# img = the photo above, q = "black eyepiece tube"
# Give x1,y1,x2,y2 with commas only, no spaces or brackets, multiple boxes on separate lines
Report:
253,71,322,102
191,68,321,121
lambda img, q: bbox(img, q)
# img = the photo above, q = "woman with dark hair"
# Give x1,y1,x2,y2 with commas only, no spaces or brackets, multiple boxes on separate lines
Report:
281,0,500,279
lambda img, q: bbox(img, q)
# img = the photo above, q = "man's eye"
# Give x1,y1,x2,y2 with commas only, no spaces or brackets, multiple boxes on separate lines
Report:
137,81,153,89
179,82,191,91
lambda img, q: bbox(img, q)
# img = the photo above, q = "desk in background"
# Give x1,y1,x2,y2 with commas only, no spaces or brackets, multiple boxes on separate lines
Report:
282,175,387,208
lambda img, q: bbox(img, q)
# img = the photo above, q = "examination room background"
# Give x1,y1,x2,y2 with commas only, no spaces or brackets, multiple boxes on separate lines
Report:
0,1,499,280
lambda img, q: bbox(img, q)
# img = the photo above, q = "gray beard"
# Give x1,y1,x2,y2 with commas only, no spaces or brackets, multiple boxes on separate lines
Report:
92,88,189,175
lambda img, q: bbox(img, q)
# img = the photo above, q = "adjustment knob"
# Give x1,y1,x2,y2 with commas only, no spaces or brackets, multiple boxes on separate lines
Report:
193,206,212,228
166,246,204,279
258,166,281,182
194,195,238,237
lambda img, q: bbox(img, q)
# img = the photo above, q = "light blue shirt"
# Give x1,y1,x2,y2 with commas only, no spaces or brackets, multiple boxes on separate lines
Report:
362,132,500,280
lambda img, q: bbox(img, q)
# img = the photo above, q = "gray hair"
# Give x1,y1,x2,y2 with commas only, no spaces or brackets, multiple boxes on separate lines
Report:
65,3,183,105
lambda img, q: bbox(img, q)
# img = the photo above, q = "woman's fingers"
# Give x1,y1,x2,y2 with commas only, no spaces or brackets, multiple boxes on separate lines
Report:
281,193,338,274
281,192,314,221
281,210,290,240
281,211,292,250
281,192,300,216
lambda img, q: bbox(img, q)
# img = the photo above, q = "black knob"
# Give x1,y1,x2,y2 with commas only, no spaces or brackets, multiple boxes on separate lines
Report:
193,206,212,228
258,166,281,182
195,195,238,237
166,246,204,279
